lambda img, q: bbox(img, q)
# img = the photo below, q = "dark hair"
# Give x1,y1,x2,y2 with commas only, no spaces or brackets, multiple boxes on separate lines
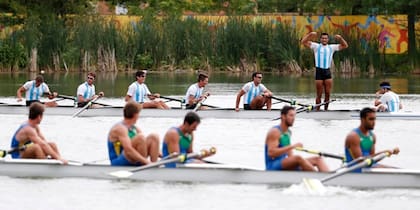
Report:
252,72,262,79
281,105,295,116
320,32,329,37
29,102,45,119
87,72,96,79
35,75,44,83
184,111,201,125
124,101,141,118
197,73,208,82
360,107,376,119
379,81,391,90
135,70,146,79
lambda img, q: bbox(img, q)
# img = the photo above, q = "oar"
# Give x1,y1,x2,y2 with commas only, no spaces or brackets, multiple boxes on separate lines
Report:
0,145,27,157
302,149,398,193
72,96,102,117
159,96,185,104
295,147,345,161
193,96,208,112
269,96,311,107
58,94,111,107
109,147,216,178
271,100,337,121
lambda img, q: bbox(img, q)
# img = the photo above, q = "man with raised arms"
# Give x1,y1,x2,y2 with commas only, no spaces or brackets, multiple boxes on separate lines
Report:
125,70,170,109
10,102,67,164
345,107,399,172
265,105,329,171
107,101,160,166
301,32,348,110
235,72,272,111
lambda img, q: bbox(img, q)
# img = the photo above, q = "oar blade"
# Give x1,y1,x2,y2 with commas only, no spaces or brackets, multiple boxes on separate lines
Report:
108,170,134,178
302,178,327,194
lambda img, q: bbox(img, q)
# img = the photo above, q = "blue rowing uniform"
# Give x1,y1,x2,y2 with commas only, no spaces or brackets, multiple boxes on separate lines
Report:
345,128,374,173
107,122,143,166
265,125,291,170
162,127,192,168
10,123,30,158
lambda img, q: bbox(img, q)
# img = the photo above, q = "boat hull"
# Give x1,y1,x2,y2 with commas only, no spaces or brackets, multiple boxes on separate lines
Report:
1,105,420,120
1,159,419,188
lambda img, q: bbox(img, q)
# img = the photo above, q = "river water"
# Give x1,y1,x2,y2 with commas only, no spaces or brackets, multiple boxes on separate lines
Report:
1,72,420,209
0,94,420,210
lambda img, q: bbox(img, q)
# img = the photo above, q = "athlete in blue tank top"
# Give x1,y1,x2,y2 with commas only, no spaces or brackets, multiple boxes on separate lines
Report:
10,123,30,158
345,107,399,173
162,112,209,168
265,106,329,172
107,102,160,166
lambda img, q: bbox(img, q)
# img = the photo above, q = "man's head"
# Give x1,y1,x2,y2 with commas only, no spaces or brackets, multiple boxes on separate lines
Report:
35,75,44,87
379,81,391,90
360,107,376,130
252,72,263,84
29,102,45,122
320,32,329,45
280,105,296,127
183,111,201,133
124,101,141,119
87,72,96,84
135,70,147,82
197,73,209,88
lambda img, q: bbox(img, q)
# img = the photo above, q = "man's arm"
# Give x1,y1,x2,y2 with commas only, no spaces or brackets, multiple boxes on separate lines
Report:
266,129,299,158
165,129,180,154
235,89,245,111
114,125,150,165
26,127,65,162
335,34,349,50
301,32,317,48
345,132,362,158
16,86,26,102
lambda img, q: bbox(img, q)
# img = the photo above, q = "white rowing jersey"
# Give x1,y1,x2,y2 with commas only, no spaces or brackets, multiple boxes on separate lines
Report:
23,80,50,101
380,91,401,112
185,83,203,103
77,82,96,100
242,82,267,105
310,42,340,69
126,81,151,103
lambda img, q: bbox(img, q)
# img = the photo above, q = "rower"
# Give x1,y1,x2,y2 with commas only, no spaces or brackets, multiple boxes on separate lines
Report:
16,75,58,107
125,70,170,109
344,107,400,172
76,72,105,108
265,105,329,171
162,112,211,168
374,81,402,112
107,101,160,166
9,102,68,164
184,73,210,110
235,72,272,112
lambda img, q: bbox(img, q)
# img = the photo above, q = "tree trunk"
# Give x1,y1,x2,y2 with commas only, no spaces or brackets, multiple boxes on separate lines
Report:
29,48,38,72
407,12,417,68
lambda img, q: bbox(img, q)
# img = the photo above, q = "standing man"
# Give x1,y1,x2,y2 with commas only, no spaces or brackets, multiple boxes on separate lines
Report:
17,75,58,107
301,32,348,110
162,112,211,168
107,101,160,166
76,72,104,108
235,72,272,111
345,107,399,172
185,73,210,110
10,102,68,164
265,106,329,171
374,81,402,112
125,70,170,109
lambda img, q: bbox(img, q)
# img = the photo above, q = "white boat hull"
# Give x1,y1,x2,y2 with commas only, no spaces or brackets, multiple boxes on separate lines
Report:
1,105,420,120
1,159,419,188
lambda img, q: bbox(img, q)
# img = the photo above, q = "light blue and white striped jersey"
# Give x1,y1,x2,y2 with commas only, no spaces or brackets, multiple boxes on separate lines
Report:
185,83,204,103
310,42,340,69
242,82,267,105
126,81,151,103
77,82,96,100
380,91,401,112
22,80,50,101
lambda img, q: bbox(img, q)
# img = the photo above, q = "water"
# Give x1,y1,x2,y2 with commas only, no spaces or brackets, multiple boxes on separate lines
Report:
1,94,420,209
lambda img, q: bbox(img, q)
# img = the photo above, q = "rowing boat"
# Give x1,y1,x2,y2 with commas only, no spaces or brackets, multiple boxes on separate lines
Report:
1,104,420,120
0,158,419,188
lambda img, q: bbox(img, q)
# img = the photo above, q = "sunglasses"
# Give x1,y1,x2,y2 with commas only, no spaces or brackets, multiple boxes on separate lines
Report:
87,76,95,80
256,76,262,79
